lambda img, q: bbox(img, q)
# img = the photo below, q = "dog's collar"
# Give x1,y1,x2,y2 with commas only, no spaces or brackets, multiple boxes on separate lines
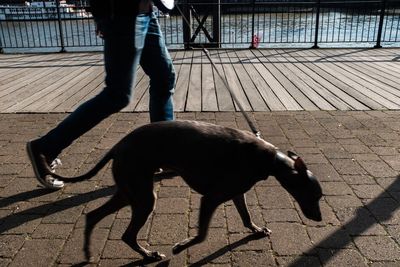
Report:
271,150,286,175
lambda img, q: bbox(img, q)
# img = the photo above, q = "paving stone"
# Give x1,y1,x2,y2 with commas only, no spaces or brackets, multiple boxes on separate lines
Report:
256,186,293,209
320,182,353,196
42,205,84,224
330,159,367,175
335,207,387,236
232,251,276,266
363,197,400,225
1,111,400,265
268,223,313,256
0,258,11,266
157,186,190,198
296,201,340,227
344,144,372,154
358,160,398,177
101,239,143,259
351,153,381,161
386,225,400,244
109,218,150,241
32,223,74,239
298,153,328,164
189,205,226,229
318,248,368,267
154,197,189,214
376,178,400,192
354,236,400,261
276,255,321,267
262,209,301,223
187,227,231,265
325,195,363,212
225,204,264,234
307,226,353,249
0,235,25,258
370,146,399,156
319,143,350,159
0,214,42,234
350,184,390,199
306,163,342,182
342,174,377,185
149,214,187,245
369,262,400,267
59,228,108,264
381,155,400,171
228,233,271,251
9,239,64,267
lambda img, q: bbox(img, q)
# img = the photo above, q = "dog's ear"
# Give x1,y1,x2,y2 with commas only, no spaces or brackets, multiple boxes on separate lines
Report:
287,151,298,159
294,157,308,176
287,151,308,176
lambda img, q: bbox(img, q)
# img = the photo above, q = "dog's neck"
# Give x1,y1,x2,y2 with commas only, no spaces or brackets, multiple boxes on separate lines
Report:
270,151,293,183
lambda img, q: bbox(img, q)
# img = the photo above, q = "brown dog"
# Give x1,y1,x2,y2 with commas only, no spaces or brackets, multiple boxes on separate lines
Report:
53,120,323,261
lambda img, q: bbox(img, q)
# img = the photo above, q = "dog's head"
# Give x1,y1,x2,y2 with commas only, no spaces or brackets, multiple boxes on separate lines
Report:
273,151,322,221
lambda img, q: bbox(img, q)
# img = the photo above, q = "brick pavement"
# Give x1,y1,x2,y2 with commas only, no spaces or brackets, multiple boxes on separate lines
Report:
0,111,399,266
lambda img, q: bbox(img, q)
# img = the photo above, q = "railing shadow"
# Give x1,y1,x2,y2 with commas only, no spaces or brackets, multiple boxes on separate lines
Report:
0,54,103,68
289,174,400,266
0,186,115,234
314,48,372,62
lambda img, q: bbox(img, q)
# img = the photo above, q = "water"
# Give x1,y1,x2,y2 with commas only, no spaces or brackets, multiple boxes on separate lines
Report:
1,11,399,53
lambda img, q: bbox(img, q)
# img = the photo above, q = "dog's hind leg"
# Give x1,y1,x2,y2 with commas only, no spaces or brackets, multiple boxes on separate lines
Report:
172,195,221,254
233,194,271,236
85,190,127,261
121,178,165,261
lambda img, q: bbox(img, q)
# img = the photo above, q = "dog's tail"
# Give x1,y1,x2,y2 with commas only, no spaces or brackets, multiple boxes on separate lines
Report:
52,151,113,183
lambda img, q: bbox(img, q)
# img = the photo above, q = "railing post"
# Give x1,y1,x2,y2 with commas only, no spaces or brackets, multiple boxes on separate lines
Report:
0,34,3,54
374,0,387,48
55,0,66,52
182,0,192,49
212,0,221,47
249,0,257,49
0,19,3,53
312,0,321,49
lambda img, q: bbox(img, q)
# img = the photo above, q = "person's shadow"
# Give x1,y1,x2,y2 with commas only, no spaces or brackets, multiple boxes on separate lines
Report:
0,186,116,233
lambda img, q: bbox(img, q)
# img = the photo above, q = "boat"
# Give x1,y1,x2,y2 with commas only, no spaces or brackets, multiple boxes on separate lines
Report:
0,1,90,21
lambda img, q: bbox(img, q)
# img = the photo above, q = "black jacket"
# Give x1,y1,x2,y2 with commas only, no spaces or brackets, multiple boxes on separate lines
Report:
90,0,140,18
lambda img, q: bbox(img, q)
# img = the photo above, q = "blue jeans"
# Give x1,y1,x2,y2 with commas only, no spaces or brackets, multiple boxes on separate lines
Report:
40,12,175,159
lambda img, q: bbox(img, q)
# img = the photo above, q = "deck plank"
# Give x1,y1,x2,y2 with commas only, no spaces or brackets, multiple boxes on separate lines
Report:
186,50,203,111
202,52,219,111
0,49,399,113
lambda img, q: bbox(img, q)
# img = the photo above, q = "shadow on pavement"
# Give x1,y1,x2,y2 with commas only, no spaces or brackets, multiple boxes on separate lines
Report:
289,175,400,266
0,186,116,234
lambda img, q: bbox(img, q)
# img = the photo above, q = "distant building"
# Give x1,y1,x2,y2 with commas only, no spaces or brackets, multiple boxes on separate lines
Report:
0,0,89,5
0,0,26,5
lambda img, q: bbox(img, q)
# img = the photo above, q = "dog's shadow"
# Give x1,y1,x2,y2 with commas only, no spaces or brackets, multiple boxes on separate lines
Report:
117,231,267,267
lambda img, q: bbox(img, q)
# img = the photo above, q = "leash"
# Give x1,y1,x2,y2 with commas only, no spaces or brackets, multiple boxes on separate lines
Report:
175,4,261,138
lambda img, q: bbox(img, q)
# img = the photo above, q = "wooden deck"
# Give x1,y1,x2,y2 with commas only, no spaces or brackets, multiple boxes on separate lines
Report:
0,48,399,113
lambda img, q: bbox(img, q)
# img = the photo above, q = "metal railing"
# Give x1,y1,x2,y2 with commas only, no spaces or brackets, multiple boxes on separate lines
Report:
0,0,399,52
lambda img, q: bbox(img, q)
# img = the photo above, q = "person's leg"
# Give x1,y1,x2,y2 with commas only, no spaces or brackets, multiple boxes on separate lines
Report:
140,12,175,122
42,17,147,159
27,16,151,189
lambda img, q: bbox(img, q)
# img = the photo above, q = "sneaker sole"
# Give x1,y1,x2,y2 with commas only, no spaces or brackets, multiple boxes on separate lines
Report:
26,142,63,190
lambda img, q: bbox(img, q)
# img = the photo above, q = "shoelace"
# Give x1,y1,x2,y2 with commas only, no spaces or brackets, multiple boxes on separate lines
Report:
49,158,62,173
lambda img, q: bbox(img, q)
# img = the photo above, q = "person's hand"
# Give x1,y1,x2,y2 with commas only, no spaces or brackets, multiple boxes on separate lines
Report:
95,23,104,38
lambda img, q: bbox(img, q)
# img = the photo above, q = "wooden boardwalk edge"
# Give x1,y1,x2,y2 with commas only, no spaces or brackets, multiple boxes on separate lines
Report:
0,48,399,113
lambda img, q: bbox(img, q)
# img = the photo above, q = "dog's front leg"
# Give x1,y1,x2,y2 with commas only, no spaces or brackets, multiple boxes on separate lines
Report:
232,194,271,236
172,196,221,254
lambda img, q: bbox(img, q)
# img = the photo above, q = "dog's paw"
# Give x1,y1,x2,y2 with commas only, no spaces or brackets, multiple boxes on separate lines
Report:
145,251,165,261
84,247,92,262
254,227,272,237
